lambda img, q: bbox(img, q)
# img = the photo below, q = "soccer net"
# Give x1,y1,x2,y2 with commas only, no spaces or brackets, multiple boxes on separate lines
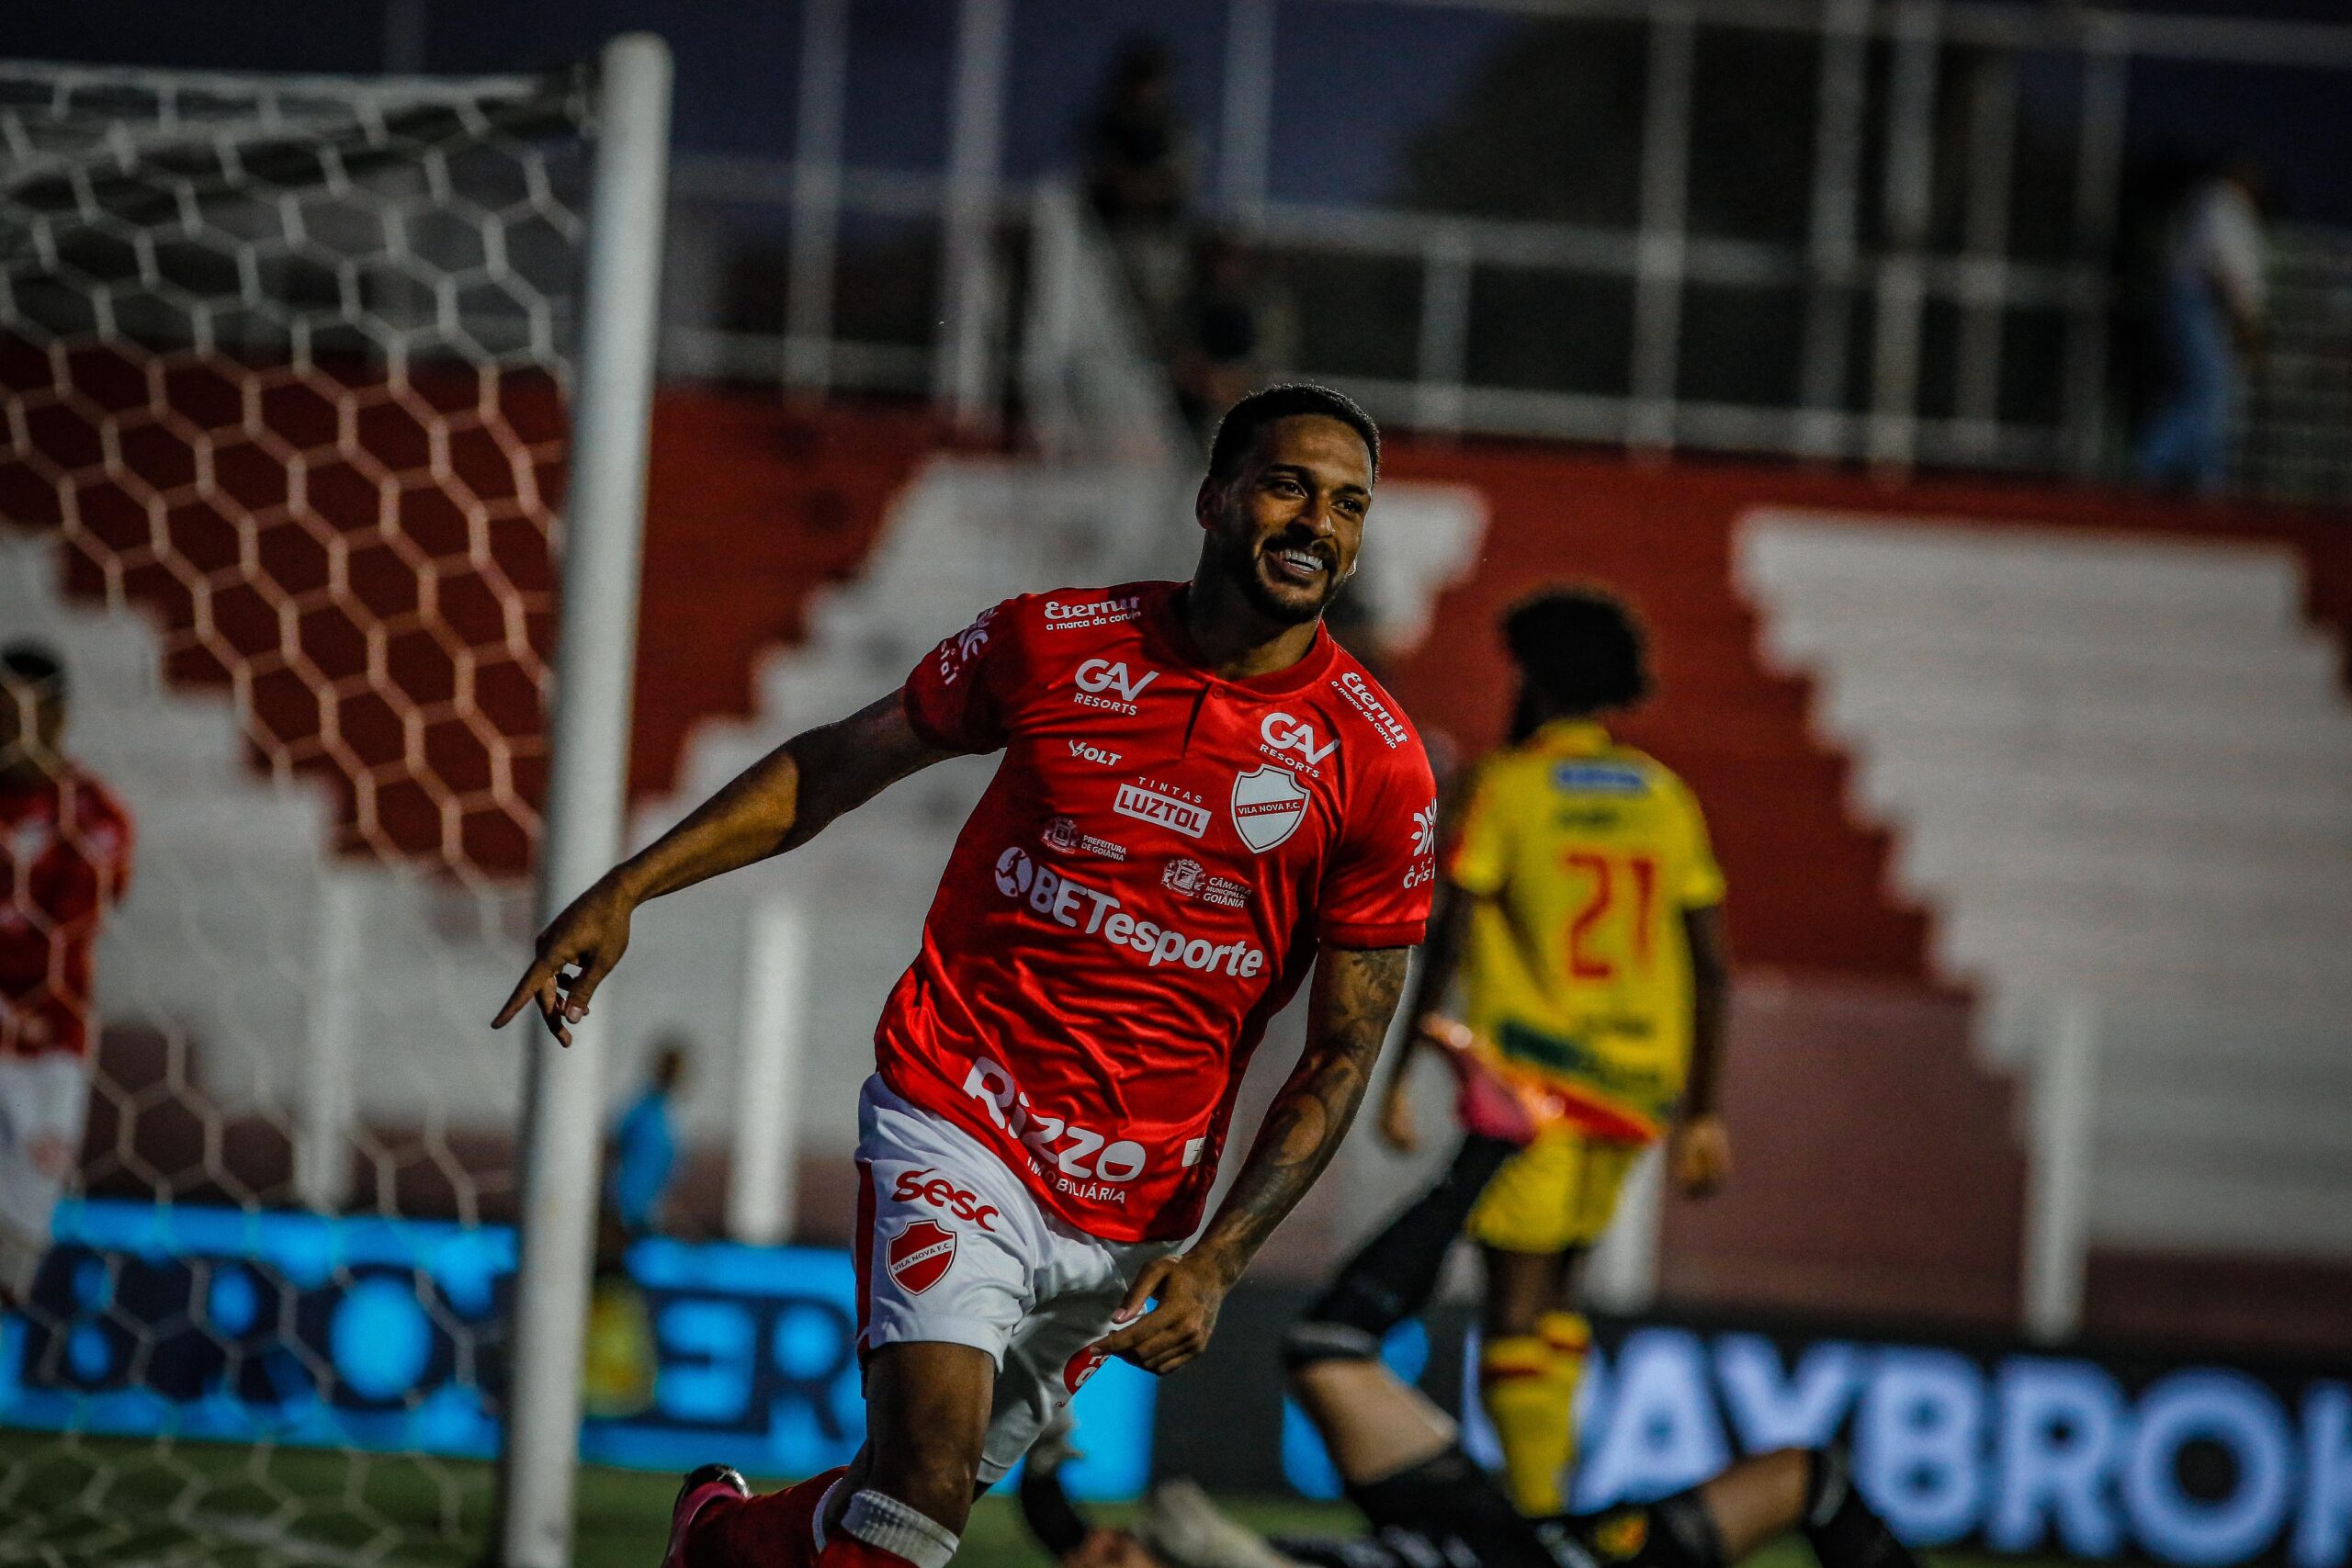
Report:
0,56,598,1564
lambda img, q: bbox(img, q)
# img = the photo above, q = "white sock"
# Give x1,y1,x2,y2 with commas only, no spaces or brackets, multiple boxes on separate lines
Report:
841,1489,960,1568
812,1476,847,1553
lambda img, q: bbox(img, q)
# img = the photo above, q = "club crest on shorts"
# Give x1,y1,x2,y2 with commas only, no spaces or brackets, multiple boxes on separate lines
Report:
1230,765,1308,852
887,1217,958,1294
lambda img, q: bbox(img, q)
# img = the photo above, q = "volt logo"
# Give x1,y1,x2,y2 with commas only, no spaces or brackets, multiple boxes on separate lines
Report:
1261,712,1336,767
1076,660,1158,703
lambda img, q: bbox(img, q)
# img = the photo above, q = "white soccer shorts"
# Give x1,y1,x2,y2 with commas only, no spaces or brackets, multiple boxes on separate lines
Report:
853,1075,1174,1483
0,1050,92,1300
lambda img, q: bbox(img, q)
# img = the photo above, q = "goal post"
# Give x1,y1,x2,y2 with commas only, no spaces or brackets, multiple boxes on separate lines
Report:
499,31,671,1568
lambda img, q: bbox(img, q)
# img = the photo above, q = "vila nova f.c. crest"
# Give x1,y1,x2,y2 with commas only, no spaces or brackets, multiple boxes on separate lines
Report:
1230,765,1309,852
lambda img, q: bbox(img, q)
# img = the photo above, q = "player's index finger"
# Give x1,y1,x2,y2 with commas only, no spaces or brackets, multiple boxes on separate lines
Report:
491,968,545,1027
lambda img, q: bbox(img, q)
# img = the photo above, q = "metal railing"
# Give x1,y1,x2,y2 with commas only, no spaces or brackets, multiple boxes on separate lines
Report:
647,0,2352,492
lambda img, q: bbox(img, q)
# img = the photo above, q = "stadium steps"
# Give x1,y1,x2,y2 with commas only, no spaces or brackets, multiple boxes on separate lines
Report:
1375,440,1939,979
1,527,537,1204
1739,512,2352,1260
1,529,325,1138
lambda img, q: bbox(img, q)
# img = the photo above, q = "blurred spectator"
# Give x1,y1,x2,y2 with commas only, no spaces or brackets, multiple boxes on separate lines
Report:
2134,164,2269,495
584,1037,691,1418
1083,39,1196,340
608,1037,689,1241
0,641,134,1308
1171,234,1298,441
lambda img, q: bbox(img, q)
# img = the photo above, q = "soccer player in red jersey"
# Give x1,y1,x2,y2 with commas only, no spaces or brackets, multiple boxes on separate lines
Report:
0,641,135,1307
496,385,1439,1568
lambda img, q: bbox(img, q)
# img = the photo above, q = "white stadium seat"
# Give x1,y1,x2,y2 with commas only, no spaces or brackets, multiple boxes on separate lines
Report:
1738,509,2352,1260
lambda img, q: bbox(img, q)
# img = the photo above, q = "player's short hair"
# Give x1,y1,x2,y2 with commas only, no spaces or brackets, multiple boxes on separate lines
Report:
0,640,65,698
1206,383,1380,485
1503,589,1649,716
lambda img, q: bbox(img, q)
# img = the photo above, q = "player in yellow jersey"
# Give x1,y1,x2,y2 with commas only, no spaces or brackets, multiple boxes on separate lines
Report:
1286,589,1731,1517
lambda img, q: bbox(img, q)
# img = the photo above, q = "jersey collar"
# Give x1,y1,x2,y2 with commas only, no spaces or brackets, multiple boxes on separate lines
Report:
1529,718,1614,755
1142,581,1339,697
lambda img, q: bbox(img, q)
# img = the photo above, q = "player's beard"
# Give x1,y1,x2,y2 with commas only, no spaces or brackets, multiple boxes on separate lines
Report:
1214,523,1343,627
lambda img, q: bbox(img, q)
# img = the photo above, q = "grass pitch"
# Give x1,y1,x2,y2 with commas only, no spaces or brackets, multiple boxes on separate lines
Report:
0,1429,2060,1568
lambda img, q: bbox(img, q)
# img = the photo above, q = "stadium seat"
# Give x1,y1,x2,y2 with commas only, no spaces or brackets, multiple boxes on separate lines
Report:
1740,511,2352,1258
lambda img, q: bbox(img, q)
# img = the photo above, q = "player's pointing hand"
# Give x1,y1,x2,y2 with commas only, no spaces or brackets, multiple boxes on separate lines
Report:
1097,1251,1234,1375
492,874,637,1046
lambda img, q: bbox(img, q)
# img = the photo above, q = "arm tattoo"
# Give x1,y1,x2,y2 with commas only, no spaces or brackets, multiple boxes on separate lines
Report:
1194,944,1410,1280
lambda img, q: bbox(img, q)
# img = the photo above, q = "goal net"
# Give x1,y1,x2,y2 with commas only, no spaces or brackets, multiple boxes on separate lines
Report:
0,56,597,1564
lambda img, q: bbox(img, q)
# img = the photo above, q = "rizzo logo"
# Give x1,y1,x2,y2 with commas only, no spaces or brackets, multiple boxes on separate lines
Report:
1260,711,1336,770
1073,659,1158,714
1231,765,1311,852
891,1168,1000,1231
1114,780,1211,840
965,1055,1149,1203
1064,1344,1109,1394
887,1218,958,1294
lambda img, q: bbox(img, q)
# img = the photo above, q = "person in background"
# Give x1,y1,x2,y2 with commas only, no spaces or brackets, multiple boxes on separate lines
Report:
1331,590,1733,1516
2134,162,2268,495
610,1038,690,1241
0,641,134,1309
1172,236,1299,445
1014,1326,1921,1568
1083,39,1196,342
584,1038,691,1417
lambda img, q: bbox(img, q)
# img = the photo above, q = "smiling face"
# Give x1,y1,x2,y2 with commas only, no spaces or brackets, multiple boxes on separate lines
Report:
1196,412,1374,627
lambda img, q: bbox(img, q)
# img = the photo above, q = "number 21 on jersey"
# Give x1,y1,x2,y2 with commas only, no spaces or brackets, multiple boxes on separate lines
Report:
1562,851,1657,980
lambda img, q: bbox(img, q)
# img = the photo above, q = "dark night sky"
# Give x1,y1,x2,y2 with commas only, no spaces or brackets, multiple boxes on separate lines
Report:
10,0,2351,224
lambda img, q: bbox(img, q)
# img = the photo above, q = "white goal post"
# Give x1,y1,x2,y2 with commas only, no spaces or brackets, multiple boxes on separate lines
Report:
501,31,670,1568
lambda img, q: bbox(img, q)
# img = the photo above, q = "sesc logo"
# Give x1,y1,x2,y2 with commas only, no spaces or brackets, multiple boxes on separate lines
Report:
891,1168,1001,1231
1074,659,1159,714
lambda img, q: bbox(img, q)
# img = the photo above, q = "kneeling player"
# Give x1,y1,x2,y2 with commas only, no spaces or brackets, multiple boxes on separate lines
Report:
1018,1346,1915,1568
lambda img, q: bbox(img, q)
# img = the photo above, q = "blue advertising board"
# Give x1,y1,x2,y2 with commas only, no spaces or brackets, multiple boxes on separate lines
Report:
7,1200,2347,1567
1261,1317,2351,1568
0,1199,1153,1499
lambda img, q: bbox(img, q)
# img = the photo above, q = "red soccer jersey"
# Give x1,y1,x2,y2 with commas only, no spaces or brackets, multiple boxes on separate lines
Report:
882,581,1439,1243
0,764,135,1058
